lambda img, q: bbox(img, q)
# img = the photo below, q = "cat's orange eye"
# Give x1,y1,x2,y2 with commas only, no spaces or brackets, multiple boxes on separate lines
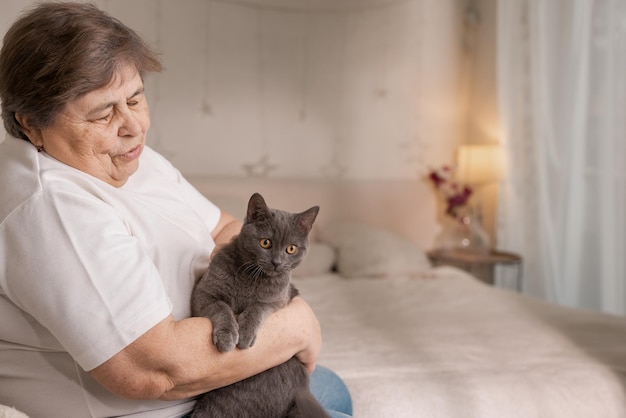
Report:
260,238,272,249
286,244,298,255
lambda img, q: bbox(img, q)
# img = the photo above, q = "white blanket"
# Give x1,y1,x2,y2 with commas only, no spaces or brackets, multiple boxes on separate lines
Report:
0,406,28,418
295,267,626,418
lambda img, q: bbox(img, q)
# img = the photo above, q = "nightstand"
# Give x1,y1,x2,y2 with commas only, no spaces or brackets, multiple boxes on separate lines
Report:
427,249,523,291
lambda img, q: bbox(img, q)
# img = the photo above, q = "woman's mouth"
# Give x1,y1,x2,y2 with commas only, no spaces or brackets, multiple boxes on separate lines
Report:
119,144,142,161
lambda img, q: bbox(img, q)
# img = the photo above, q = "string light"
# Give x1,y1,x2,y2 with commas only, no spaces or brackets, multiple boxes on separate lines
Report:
208,0,416,15
201,1,213,115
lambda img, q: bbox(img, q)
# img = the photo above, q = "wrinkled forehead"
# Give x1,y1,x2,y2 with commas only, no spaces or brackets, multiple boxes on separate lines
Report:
61,64,143,115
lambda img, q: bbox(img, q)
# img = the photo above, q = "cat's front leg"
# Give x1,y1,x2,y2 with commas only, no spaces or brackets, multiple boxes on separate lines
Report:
236,305,271,349
199,299,239,352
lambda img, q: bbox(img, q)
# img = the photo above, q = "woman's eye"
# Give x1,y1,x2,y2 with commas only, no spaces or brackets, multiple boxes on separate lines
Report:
259,238,272,249
127,100,138,107
286,244,298,255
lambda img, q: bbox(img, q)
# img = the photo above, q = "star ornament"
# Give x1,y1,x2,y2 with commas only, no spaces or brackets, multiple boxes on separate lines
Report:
321,157,347,179
242,155,277,178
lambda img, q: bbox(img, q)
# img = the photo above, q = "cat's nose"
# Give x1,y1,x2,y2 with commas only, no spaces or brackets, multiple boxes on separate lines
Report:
271,259,281,269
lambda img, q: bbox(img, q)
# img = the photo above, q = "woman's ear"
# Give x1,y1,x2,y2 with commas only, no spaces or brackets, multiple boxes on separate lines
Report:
14,114,43,146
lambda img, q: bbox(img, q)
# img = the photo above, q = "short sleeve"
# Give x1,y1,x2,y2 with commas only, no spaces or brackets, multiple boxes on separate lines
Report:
0,189,173,371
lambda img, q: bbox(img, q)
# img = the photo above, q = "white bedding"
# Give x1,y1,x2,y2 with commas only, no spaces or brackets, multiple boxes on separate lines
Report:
294,267,626,418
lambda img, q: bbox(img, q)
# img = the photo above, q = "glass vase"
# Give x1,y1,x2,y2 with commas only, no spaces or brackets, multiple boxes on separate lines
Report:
435,207,490,254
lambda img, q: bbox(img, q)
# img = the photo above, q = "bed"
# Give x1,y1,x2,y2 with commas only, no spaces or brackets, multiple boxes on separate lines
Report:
296,271,626,417
3,176,625,418
195,176,626,418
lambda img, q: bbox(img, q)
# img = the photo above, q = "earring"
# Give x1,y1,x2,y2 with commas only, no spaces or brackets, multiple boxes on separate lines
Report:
36,145,44,153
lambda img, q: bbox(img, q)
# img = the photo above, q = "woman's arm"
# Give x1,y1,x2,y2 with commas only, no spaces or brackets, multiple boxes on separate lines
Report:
89,210,322,400
89,296,321,400
211,210,242,247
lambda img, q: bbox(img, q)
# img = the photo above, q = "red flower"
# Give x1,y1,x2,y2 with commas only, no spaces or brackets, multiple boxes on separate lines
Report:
427,166,473,219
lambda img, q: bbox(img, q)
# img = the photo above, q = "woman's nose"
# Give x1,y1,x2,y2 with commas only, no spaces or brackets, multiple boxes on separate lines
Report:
117,108,143,137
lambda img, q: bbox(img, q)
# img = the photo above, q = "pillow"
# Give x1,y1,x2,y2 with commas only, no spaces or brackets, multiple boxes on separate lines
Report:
293,242,337,277
317,221,431,278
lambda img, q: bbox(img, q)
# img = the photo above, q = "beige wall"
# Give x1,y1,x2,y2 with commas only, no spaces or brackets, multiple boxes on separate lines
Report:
1,0,466,181
460,0,500,243
464,0,499,146
1,0,498,246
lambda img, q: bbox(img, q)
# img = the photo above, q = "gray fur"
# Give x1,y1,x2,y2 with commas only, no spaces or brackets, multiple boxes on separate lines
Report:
190,193,328,418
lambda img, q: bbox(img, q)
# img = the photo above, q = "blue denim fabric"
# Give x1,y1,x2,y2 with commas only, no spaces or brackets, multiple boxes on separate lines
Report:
180,364,353,417
310,365,353,417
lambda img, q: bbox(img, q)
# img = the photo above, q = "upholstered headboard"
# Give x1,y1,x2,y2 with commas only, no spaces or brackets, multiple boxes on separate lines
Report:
187,176,439,250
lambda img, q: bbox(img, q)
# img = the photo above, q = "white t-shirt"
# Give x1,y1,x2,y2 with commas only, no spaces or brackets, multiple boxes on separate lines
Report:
0,138,221,417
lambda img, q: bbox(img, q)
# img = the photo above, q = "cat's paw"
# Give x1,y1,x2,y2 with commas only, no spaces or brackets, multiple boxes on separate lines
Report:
236,330,257,349
213,328,238,352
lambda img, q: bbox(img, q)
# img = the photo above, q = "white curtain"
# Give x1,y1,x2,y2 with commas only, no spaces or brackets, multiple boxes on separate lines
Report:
497,0,626,314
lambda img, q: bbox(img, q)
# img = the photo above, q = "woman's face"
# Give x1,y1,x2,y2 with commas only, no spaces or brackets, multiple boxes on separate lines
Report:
23,64,151,187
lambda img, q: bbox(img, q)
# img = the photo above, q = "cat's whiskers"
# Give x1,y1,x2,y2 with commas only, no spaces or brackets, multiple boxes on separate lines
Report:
237,261,266,282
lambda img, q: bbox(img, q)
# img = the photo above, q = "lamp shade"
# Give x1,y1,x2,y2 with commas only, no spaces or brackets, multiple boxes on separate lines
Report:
456,144,503,184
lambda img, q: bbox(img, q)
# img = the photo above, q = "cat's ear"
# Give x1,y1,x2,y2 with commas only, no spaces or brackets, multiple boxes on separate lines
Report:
246,193,270,223
296,206,319,234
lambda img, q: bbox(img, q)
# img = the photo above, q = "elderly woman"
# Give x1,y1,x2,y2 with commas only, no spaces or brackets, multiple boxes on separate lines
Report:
0,3,351,418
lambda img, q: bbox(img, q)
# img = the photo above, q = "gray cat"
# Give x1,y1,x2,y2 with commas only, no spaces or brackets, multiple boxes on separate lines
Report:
190,192,329,418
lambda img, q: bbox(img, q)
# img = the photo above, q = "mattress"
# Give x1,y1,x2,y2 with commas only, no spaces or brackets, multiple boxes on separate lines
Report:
294,267,626,418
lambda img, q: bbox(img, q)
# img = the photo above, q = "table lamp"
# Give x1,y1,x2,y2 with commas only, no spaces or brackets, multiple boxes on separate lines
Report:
456,144,503,185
